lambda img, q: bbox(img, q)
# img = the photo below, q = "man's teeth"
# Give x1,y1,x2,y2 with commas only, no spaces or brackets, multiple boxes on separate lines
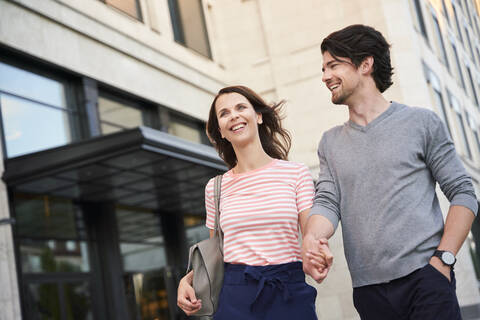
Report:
330,85,339,90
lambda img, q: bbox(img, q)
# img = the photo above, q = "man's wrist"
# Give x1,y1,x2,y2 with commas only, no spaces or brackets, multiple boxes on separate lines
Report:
432,249,456,267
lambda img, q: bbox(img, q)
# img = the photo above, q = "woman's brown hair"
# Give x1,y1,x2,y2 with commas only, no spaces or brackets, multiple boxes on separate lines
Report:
206,85,291,168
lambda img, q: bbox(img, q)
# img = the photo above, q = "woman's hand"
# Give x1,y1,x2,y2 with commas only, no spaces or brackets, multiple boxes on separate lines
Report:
177,271,202,315
302,235,333,283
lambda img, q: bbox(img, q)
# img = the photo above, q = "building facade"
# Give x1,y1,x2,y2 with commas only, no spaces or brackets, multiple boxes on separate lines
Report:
0,0,479,320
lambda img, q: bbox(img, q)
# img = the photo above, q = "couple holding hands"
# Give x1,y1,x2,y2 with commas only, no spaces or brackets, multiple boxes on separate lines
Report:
177,24,478,320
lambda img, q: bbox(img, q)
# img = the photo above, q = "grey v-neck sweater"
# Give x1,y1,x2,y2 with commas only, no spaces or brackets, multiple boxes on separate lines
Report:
310,102,478,288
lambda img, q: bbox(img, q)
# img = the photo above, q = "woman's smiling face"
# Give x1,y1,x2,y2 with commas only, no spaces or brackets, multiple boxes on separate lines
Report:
215,92,262,147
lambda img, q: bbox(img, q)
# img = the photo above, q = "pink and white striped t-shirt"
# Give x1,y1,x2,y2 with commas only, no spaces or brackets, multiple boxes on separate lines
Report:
205,159,314,266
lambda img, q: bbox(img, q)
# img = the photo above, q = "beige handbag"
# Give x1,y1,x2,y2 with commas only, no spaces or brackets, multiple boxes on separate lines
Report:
186,175,224,317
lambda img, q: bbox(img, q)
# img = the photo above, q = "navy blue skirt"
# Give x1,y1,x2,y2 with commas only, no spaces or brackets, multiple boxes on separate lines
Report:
213,261,317,320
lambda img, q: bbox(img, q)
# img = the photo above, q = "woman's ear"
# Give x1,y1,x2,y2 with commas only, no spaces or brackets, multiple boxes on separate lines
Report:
257,113,263,124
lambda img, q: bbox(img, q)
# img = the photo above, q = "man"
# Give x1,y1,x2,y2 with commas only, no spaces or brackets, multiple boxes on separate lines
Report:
302,24,478,319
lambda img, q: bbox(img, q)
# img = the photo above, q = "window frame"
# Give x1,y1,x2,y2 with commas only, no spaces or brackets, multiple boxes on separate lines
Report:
99,0,143,21
0,54,85,159
168,0,213,59
97,89,160,134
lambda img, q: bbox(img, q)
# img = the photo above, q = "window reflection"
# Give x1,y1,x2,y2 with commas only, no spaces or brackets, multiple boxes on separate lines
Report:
169,0,212,58
15,193,94,319
184,214,209,248
20,239,90,273
98,96,144,134
168,117,202,144
105,0,142,20
25,282,93,320
0,61,67,109
64,282,94,320
14,194,85,239
116,207,170,320
25,283,61,320
0,94,72,157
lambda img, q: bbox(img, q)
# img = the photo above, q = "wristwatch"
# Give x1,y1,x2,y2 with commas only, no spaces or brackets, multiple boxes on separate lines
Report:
432,250,456,267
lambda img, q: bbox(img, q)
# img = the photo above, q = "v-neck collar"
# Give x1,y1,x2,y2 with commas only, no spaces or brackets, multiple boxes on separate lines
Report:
346,102,402,132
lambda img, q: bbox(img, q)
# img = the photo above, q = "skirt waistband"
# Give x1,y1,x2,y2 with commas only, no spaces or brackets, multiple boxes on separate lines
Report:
222,261,306,313
223,261,305,285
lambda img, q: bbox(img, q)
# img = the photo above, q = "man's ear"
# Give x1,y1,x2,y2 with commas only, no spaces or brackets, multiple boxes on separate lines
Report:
361,56,374,75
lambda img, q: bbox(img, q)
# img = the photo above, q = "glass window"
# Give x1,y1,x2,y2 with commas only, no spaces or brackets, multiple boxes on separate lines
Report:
116,207,171,320
449,95,473,158
456,111,473,158
104,0,142,20
467,114,480,154
184,215,209,248
453,4,464,43
464,0,474,25
464,25,475,59
424,64,453,137
433,89,452,137
442,0,451,23
0,61,67,109
474,130,480,154
432,13,450,70
168,116,203,144
15,194,86,239
24,282,94,320
169,0,212,58
451,42,467,89
0,62,77,158
475,17,480,37
0,95,72,157
24,283,61,319
476,47,480,66
98,95,144,134
63,282,94,320
466,66,479,106
469,219,480,282
20,239,90,273
475,0,480,16
14,194,91,274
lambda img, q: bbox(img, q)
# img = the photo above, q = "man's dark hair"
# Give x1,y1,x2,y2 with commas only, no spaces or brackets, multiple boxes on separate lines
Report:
321,24,394,92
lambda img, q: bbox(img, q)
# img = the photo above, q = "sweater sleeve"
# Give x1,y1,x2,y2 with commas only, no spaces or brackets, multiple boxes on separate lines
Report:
310,134,342,230
425,112,478,216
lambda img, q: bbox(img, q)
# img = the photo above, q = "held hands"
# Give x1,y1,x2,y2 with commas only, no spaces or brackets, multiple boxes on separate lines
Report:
302,234,333,283
177,271,202,315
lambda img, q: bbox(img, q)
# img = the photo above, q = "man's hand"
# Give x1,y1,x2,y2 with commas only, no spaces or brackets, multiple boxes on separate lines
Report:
302,234,333,283
429,256,451,282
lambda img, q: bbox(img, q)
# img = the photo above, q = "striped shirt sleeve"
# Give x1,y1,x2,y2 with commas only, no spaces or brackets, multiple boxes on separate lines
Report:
205,178,216,229
296,164,314,213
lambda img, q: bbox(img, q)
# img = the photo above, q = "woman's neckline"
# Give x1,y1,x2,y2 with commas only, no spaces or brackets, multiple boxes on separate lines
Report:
228,158,278,177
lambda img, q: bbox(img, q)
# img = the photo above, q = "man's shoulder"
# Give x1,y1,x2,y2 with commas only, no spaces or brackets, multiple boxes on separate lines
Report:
395,102,439,121
323,124,346,139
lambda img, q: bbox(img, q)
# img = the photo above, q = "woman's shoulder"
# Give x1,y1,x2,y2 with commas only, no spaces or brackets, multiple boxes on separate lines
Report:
205,176,216,192
275,159,310,172
205,172,231,191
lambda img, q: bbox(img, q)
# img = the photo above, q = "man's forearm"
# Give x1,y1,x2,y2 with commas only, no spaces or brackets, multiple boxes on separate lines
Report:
437,205,475,255
305,214,335,240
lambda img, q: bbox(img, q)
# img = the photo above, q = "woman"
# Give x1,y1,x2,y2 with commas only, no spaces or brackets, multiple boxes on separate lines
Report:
177,85,323,319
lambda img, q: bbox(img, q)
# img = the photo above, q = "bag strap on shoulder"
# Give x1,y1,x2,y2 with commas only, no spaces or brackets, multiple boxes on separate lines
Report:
213,175,224,253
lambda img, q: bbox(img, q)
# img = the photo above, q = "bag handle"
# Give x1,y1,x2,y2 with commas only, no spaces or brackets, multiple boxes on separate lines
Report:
213,175,224,254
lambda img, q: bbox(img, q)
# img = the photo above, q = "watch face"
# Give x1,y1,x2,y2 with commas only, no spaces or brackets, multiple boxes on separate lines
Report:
441,252,456,265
